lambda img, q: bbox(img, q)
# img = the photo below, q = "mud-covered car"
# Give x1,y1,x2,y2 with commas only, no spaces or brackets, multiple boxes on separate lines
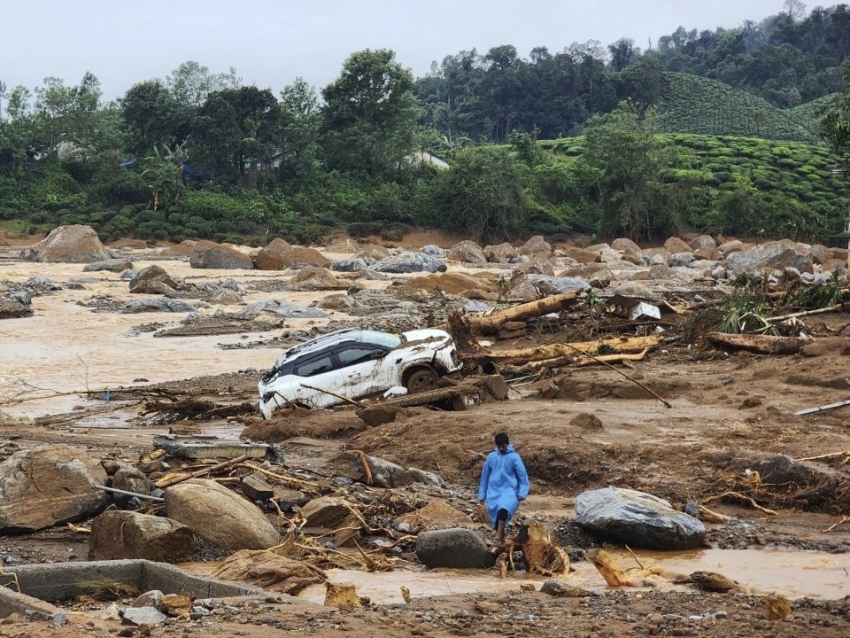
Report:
257,328,462,418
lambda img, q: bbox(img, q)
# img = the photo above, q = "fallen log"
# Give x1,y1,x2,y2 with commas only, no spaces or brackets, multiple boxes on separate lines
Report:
467,290,580,335
574,349,649,367
707,332,810,355
480,335,661,366
356,385,479,426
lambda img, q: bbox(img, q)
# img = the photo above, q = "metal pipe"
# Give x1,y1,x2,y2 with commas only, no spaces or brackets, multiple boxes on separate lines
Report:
94,485,164,502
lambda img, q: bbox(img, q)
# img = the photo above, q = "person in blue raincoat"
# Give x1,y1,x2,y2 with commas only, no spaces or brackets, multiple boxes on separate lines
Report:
477,432,529,543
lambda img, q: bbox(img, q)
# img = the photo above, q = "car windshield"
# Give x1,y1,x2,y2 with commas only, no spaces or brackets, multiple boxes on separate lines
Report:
360,331,403,349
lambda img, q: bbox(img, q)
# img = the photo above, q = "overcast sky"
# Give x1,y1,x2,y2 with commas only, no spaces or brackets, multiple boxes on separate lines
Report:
1,0,786,101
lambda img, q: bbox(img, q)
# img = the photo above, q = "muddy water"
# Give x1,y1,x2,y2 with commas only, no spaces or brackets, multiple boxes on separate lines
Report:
294,547,850,605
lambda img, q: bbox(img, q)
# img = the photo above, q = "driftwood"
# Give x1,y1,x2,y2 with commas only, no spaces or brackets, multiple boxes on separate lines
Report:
481,335,662,366
356,384,479,425
574,349,649,367
707,332,810,355
154,454,249,489
501,350,649,374
467,291,580,334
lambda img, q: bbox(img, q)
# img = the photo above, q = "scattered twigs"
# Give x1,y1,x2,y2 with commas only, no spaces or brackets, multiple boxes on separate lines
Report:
624,545,644,570
823,516,850,532
237,462,319,489
155,454,249,489
704,491,778,515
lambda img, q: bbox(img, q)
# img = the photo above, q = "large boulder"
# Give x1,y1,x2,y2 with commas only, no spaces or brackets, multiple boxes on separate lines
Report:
420,244,446,257
253,238,293,270
726,242,813,276
159,240,196,257
190,241,254,270
526,275,591,297
688,235,717,251
0,445,107,533
89,511,197,561
332,453,444,488
129,265,180,295
611,238,641,254
663,237,692,254
164,479,280,550
810,244,832,266
416,528,495,568
447,240,487,264
332,258,372,272
0,297,33,320
484,243,519,264
355,244,391,261
563,247,600,264
575,487,705,550
21,225,110,263
289,267,348,290
521,235,552,255
372,252,447,274
326,237,359,253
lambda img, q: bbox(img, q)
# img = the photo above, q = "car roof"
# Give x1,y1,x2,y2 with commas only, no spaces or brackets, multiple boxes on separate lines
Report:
273,329,401,367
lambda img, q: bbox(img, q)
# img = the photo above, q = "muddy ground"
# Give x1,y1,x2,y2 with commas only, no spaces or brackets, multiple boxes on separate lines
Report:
1,235,850,637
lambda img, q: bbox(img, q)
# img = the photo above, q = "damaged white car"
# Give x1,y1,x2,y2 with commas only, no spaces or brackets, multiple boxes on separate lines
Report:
258,328,462,419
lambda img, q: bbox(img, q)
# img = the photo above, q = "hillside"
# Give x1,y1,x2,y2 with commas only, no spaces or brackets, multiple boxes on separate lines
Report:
656,73,822,143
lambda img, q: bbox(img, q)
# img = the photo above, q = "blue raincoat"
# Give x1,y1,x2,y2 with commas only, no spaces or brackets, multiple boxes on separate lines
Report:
477,444,529,528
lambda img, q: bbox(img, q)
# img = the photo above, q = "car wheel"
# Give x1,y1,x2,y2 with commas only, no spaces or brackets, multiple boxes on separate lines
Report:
405,367,438,393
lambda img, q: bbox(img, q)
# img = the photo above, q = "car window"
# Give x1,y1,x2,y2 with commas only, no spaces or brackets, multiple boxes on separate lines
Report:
295,356,333,377
337,346,382,368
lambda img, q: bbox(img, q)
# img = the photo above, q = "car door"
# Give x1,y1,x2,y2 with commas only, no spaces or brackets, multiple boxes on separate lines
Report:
289,350,346,408
333,344,388,398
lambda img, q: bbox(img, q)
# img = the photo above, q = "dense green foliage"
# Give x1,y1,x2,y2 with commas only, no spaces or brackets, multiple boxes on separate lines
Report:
1,5,850,247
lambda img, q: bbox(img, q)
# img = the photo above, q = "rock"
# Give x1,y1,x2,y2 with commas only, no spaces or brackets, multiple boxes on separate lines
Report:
189,240,253,270
373,252,447,273
289,267,347,290
159,594,193,616
211,549,326,594
563,247,599,264
420,244,446,257
129,265,179,295
132,591,164,608
316,294,361,311
663,237,692,254
669,252,694,267
112,467,154,505
238,300,328,319
447,240,487,264
571,413,603,430
101,602,123,621
159,240,196,257
611,238,641,254
164,479,281,550
611,281,658,301
726,242,813,276
484,243,519,263
693,247,721,261
300,497,365,547
588,269,613,288
83,258,134,273
416,528,495,568
526,275,591,296
751,454,825,488
332,258,372,272
333,453,444,488
327,237,359,253
253,238,293,270
810,244,832,266
278,246,331,269
688,235,717,251
356,244,391,260
399,272,499,298
89,511,197,561
717,240,744,257
210,288,243,305
397,499,472,531
122,607,166,626
514,256,556,276
0,445,107,533
0,298,33,320
540,579,593,597
575,487,705,550
21,225,110,263
124,298,196,313
521,235,552,255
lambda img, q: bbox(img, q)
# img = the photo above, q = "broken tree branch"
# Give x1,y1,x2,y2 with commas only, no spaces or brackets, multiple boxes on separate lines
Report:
823,516,850,532
703,491,777,515
768,304,843,324
575,348,649,368
707,332,810,355
154,454,249,489
796,450,850,462
467,290,581,335
481,335,661,366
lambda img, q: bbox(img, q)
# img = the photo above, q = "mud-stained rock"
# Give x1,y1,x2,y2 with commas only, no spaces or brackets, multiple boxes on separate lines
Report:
810,244,832,266
21,225,111,263
575,487,705,550
159,240,196,257
211,549,326,594
333,452,444,488
663,237,692,254
717,240,744,257
326,236,359,253
289,267,348,290
693,247,722,261
278,246,331,268
751,454,826,488
0,297,33,319
420,244,446,257
0,444,107,533
447,240,487,264
571,413,603,430
210,288,244,304
688,235,717,251
399,272,499,297
611,238,641,254
563,247,599,264
164,479,281,550
300,497,366,547
397,499,472,531
83,258,134,273
514,255,556,276
324,582,363,608
355,244,391,261
253,238,293,269
129,265,179,295
726,242,813,276
331,258,372,272
373,252,446,273
190,240,254,270
484,243,518,263
521,235,552,255
88,511,197,561
416,528,495,568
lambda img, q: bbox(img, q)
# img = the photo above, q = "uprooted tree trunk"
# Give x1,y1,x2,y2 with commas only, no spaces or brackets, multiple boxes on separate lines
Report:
479,335,662,367
464,291,581,335
494,521,570,578
707,332,809,355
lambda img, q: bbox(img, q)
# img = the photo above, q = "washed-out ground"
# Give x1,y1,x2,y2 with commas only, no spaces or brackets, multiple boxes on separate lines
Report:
1,233,850,637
